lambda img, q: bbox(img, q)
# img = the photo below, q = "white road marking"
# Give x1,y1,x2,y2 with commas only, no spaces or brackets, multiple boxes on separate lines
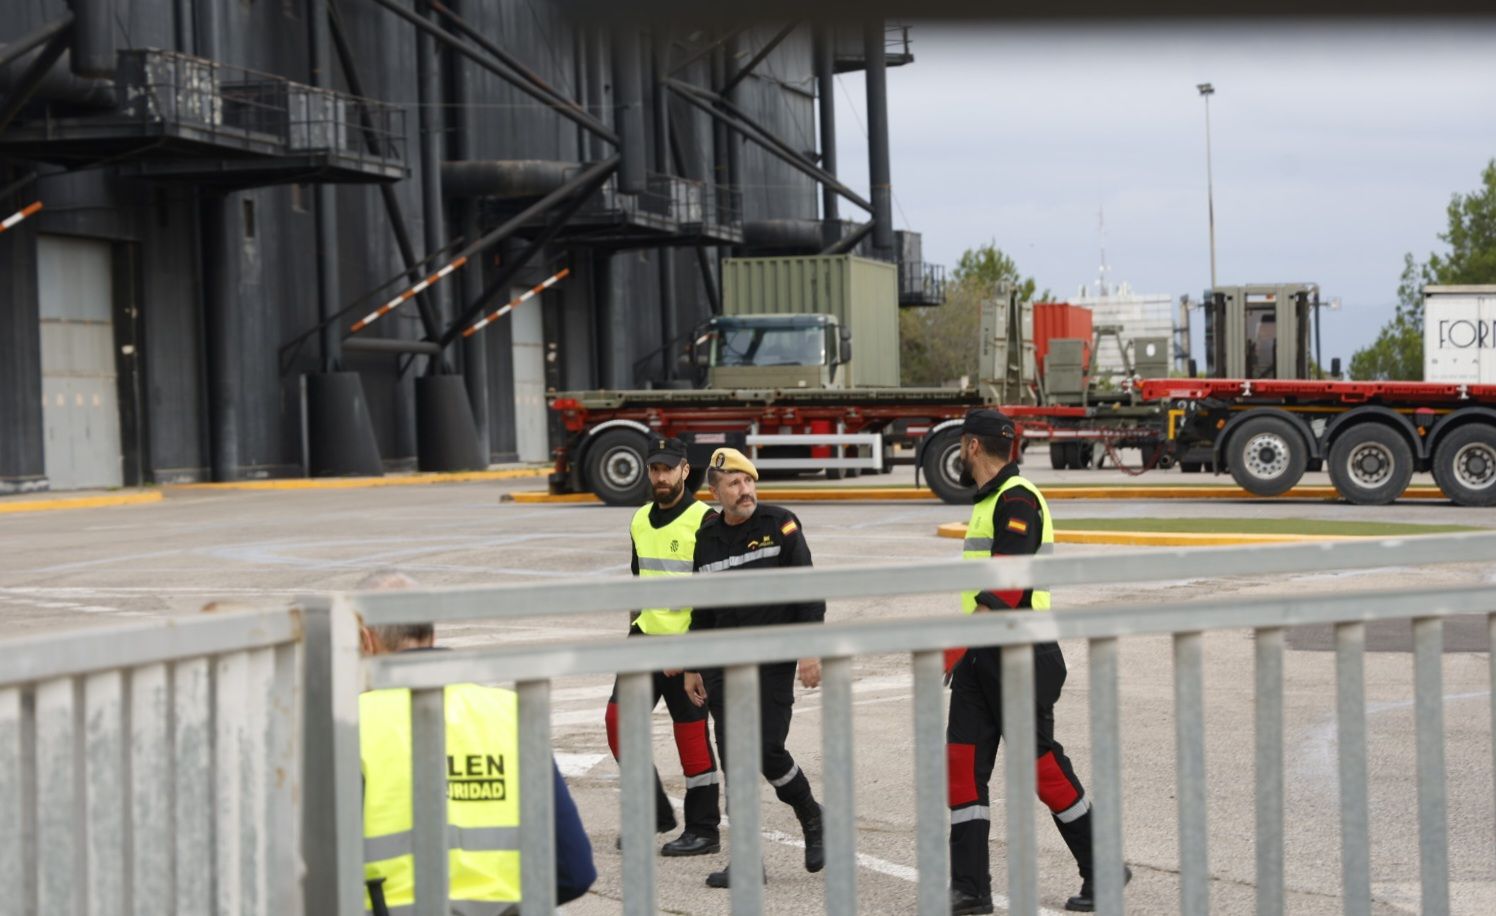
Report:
556,753,607,778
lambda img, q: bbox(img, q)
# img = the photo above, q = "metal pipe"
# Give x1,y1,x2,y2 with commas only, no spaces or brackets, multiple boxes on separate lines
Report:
611,24,646,195
1174,632,1209,915
363,0,617,145
201,194,239,481
67,0,115,78
911,650,948,916
863,20,895,259
308,0,341,371
821,656,856,916
0,15,74,70
652,32,677,380
1254,627,1285,916
814,25,840,224
723,32,741,224
821,221,873,255
517,680,556,916
586,26,608,162
666,79,873,212
725,664,764,914
415,0,450,376
0,29,72,134
668,25,748,77
450,0,488,453
410,688,449,916
1088,638,1127,915
440,160,576,199
1001,645,1039,916
1335,622,1371,916
721,22,797,96
342,338,443,356
1412,617,1449,915
618,671,655,916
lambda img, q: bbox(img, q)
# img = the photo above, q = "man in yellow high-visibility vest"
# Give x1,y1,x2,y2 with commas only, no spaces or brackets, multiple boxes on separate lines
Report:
357,571,596,915
603,437,723,857
944,410,1129,914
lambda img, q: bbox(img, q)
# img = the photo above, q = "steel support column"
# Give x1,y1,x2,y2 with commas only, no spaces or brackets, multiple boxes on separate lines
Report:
863,20,895,260
814,26,840,224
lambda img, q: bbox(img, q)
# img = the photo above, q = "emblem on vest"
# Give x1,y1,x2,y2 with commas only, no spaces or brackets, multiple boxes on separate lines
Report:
670,538,679,553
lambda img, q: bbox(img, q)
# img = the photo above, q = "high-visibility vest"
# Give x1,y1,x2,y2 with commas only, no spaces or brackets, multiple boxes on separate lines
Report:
961,474,1055,613
631,500,711,635
361,683,521,913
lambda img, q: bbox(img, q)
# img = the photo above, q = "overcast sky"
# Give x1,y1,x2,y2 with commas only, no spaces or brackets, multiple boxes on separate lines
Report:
830,21,1496,365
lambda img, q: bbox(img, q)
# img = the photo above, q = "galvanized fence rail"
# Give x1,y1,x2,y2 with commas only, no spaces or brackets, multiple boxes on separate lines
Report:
297,532,1496,916
0,607,305,916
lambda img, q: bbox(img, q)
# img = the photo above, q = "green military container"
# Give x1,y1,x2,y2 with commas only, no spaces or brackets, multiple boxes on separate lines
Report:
721,254,901,387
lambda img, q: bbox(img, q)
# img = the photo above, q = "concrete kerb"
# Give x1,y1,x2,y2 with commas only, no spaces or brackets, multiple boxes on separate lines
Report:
0,490,165,514
170,466,550,492
508,483,1449,505
934,521,1385,548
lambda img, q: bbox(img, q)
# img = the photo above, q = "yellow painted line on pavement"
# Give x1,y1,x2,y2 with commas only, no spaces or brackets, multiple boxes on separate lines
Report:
173,466,550,491
0,490,164,514
1044,485,1445,501
935,522,1377,547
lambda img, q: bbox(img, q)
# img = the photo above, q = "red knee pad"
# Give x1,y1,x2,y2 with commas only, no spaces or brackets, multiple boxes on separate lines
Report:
673,720,714,777
1035,751,1080,813
947,743,979,807
604,702,620,760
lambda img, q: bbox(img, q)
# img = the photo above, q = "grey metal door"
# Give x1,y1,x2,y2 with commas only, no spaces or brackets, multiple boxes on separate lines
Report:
38,235,123,490
510,288,548,463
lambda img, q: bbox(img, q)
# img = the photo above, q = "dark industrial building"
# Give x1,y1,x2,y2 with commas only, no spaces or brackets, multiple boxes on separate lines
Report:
0,0,940,492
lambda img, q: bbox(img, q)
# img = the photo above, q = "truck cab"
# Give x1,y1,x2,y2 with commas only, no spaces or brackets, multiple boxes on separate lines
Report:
693,313,853,390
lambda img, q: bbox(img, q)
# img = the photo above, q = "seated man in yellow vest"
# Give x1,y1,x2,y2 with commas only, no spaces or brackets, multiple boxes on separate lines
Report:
357,571,597,915
604,436,723,856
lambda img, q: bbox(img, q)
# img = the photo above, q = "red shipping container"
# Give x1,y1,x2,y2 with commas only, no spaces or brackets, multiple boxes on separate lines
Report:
1033,302,1093,377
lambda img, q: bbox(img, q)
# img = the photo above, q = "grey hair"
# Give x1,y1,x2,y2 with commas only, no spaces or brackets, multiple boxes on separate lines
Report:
354,569,433,647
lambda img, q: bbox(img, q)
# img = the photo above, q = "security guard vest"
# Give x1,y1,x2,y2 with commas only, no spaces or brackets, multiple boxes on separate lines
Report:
631,499,711,635
961,474,1054,614
361,683,521,913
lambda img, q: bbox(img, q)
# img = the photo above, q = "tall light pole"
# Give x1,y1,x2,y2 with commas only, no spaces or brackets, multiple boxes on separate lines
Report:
1197,82,1218,292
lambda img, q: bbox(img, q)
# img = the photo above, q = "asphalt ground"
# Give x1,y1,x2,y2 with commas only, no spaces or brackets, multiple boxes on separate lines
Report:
1,470,1494,914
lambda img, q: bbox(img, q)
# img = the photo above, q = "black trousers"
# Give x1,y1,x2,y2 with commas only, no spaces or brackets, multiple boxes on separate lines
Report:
947,643,1094,899
702,661,814,810
606,664,721,835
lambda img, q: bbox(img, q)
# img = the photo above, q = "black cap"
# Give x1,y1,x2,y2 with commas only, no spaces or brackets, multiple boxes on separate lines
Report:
646,436,688,466
961,408,1016,440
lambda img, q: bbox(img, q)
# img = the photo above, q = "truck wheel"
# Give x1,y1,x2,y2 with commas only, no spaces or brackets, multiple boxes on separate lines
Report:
1327,423,1414,506
1431,424,1496,507
1049,443,1067,470
584,429,651,506
1227,415,1308,497
921,429,975,504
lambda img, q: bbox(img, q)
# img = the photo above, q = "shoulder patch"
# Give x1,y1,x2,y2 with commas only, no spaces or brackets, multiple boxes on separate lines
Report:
1005,518,1029,534
780,519,799,536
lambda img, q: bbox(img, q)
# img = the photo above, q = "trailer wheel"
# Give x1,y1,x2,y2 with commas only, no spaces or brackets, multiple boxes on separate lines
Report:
1327,423,1414,506
584,429,651,506
1431,424,1496,507
1227,415,1308,497
921,429,975,504
1049,443,1067,470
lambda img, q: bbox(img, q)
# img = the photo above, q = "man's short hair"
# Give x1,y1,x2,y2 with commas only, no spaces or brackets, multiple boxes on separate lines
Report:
354,570,433,647
972,434,1014,460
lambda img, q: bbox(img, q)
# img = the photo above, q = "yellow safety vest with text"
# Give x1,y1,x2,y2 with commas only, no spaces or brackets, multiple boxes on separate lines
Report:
631,500,711,635
961,474,1054,614
361,683,521,913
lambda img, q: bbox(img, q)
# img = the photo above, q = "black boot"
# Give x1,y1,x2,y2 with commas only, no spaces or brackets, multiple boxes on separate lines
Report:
950,888,994,915
795,801,825,873
1065,865,1131,912
661,829,720,857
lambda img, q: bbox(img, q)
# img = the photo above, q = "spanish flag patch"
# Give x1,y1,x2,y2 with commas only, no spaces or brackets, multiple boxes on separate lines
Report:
1005,518,1029,534
781,519,799,536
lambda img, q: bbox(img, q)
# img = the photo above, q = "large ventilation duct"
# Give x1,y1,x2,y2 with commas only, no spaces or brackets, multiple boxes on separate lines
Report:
0,46,115,107
610,24,646,195
743,219,829,252
67,0,116,78
441,160,579,199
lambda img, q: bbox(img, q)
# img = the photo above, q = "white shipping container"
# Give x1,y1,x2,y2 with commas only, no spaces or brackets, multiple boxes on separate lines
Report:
1423,286,1496,384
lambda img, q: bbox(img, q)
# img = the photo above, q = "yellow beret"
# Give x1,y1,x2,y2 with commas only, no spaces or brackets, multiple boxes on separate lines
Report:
708,447,758,480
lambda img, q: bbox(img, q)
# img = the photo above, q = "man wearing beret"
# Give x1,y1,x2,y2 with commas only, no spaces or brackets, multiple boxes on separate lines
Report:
945,409,1128,914
603,436,723,857
681,447,826,889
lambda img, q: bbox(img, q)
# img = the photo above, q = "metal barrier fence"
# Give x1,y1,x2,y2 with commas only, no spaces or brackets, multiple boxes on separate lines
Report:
300,532,1496,916
0,607,305,916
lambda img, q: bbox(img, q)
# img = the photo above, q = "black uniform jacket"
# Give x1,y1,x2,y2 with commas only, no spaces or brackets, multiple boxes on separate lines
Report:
688,503,826,630
973,462,1046,611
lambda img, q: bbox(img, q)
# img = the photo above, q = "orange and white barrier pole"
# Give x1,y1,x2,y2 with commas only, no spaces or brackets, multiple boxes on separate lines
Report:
0,201,42,234
461,268,570,338
349,255,469,334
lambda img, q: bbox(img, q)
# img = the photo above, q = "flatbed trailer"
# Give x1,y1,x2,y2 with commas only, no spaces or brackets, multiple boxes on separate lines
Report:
1144,377,1496,507
549,377,1496,507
